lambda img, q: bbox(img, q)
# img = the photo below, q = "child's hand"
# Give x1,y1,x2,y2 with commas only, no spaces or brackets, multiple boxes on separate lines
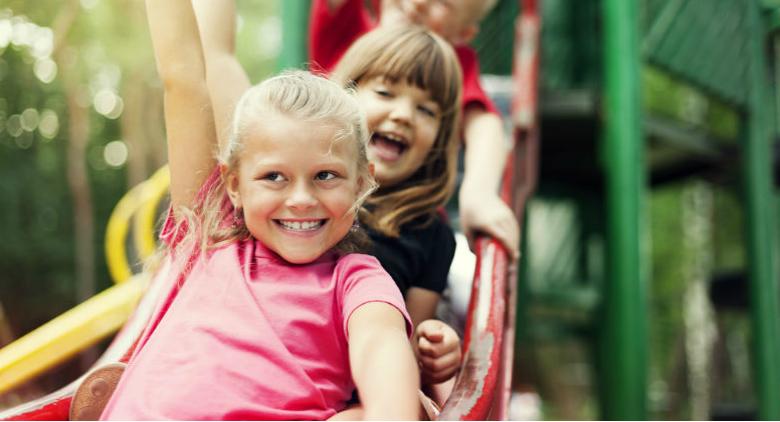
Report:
414,319,462,385
459,189,520,260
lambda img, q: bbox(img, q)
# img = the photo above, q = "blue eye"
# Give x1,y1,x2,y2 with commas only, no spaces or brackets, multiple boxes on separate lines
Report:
262,172,285,182
316,171,337,181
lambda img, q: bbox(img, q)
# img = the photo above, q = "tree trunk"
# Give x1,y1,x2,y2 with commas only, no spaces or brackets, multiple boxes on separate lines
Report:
53,0,98,369
122,68,149,188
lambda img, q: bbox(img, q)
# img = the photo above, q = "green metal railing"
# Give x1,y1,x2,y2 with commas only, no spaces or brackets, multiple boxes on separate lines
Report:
278,0,310,71
601,0,648,419
745,2,780,419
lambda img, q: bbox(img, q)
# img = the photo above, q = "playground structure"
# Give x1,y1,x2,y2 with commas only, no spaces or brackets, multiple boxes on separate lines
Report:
1,0,780,420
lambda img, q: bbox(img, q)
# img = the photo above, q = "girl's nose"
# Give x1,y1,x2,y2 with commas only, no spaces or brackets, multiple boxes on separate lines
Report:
389,98,414,125
286,182,317,209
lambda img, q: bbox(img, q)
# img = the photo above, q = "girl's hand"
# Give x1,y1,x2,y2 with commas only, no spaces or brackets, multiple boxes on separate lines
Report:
414,319,462,385
458,188,520,261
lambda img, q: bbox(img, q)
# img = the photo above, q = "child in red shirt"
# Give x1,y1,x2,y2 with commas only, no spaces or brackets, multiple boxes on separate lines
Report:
310,0,520,259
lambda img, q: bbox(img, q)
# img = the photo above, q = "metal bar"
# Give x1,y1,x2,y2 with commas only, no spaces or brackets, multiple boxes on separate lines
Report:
601,0,647,419
278,0,311,70
439,236,509,420
745,1,780,418
439,0,540,417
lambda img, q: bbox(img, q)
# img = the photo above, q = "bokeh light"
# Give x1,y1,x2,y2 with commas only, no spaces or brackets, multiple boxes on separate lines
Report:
80,0,99,10
34,58,57,83
6,113,22,137
256,16,281,59
20,107,39,131
103,140,128,168
0,18,11,49
38,109,59,139
94,89,124,119
30,27,52,59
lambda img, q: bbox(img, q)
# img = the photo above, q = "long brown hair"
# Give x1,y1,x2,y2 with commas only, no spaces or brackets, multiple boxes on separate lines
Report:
331,25,462,237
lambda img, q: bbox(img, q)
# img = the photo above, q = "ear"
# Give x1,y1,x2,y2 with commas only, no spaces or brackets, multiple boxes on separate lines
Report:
457,23,478,45
221,164,243,210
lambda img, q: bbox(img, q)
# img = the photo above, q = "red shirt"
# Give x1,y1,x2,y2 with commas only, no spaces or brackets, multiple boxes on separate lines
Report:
309,0,498,114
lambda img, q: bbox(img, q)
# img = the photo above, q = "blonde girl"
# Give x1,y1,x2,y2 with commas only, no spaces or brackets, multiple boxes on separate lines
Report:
91,0,420,419
192,2,465,393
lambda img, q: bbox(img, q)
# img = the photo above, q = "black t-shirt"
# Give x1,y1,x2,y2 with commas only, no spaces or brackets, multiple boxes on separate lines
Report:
366,214,456,296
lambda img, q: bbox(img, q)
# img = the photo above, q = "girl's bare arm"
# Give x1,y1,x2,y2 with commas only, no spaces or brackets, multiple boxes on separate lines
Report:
405,287,439,328
348,302,420,420
146,0,217,208
459,106,519,259
191,0,251,151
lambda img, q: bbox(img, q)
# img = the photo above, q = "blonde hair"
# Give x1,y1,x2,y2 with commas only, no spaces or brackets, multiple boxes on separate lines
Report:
171,70,376,259
331,25,462,237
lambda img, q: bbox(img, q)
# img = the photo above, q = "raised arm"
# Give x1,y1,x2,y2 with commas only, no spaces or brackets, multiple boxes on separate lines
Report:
191,0,251,150
348,302,419,420
146,0,217,208
459,106,520,259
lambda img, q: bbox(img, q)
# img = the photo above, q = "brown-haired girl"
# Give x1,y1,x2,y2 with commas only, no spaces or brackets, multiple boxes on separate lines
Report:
331,25,465,387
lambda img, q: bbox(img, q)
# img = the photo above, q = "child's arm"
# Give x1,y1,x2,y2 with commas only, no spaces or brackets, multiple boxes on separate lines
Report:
406,290,461,384
348,302,420,420
146,0,217,208
459,106,520,259
405,287,439,328
191,0,251,150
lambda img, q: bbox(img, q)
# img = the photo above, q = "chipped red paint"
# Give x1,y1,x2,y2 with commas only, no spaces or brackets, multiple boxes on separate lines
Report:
438,0,538,419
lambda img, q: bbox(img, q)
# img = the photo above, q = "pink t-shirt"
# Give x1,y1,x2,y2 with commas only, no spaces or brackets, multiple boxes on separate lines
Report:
100,172,411,420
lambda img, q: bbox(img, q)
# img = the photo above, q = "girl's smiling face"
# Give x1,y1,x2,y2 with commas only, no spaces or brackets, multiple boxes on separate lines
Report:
226,112,363,264
356,77,441,187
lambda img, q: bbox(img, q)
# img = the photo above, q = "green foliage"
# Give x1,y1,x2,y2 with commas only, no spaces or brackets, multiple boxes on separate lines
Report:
0,14,77,333
644,67,740,142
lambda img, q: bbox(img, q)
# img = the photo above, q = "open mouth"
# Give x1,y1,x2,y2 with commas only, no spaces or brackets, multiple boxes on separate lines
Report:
370,131,408,162
274,219,327,232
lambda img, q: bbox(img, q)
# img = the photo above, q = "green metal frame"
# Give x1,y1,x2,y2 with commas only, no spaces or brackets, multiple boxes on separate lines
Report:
278,0,311,70
745,2,780,419
600,0,648,418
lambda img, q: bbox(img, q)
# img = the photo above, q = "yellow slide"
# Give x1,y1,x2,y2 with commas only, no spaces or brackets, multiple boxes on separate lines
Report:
0,166,170,396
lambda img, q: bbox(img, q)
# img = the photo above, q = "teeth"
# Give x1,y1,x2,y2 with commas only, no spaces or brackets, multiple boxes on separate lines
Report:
381,132,407,145
279,220,323,231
